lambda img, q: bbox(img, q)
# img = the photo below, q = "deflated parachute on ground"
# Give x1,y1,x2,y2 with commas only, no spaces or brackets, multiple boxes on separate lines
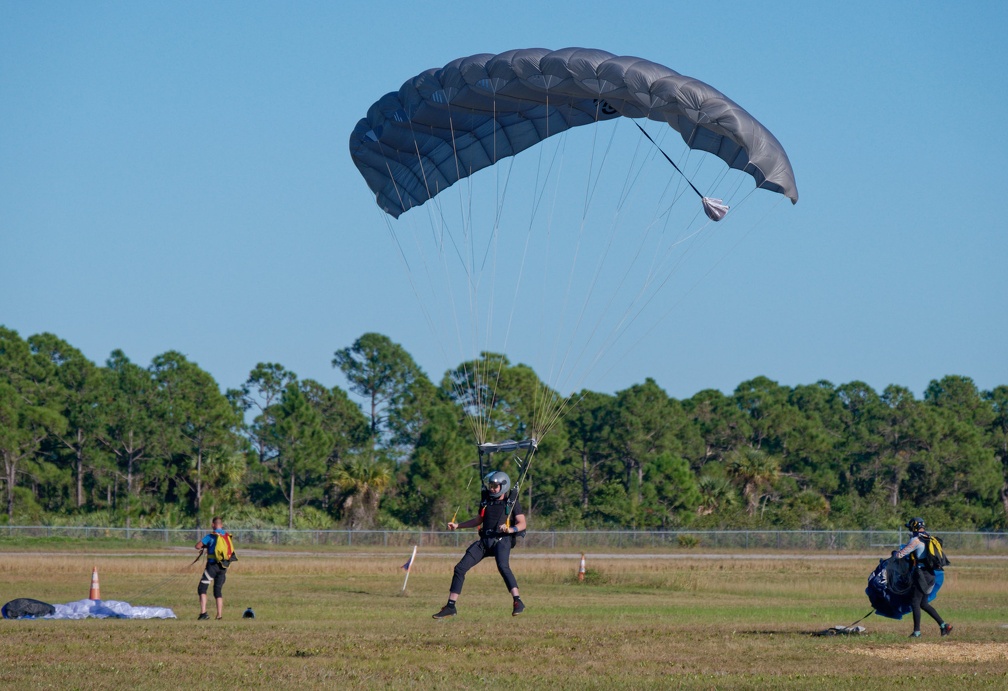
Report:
350,47,798,219
2,598,176,620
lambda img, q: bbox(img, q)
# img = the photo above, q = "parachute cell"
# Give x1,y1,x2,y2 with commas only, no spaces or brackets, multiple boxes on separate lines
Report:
350,47,798,218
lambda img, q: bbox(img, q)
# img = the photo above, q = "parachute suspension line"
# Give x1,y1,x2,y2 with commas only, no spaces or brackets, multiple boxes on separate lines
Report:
596,190,786,390
471,94,506,445
546,122,721,404
393,110,485,445
406,152,473,430
538,99,612,429
481,95,510,444
521,114,652,437
530,99,588,440
446,108,482,376
547,115,654,403
580,121,748,372
456,93,522,447
525,122,570,436
530,117,706,417
587,211,719,377
616,123,659,213
526,109,570,440
378,211,472,438
529,95,578,439
524,128,568,434
489,91,562,443
458,102,491,444
120,559,195,604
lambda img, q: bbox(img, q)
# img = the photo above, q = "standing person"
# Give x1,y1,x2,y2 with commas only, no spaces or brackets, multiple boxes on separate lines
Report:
195,516,234,620
433,471,526,619
894,517,953,638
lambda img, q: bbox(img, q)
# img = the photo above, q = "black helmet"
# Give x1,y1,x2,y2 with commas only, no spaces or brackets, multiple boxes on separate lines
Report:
242,607,255,619
906,517,926,533
484,471,511,499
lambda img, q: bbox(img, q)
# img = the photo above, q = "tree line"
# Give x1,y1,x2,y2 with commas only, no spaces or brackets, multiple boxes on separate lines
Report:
2,326,1006,531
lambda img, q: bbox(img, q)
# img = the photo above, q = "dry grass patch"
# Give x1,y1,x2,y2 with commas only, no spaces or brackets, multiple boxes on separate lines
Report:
849,642,1008,663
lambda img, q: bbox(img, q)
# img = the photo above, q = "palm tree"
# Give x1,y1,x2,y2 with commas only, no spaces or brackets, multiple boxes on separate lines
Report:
727,447,779,516
696,476,736,516
330,457,392,529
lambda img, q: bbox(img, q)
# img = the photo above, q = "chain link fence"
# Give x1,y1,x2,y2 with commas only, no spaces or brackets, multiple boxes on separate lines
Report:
3,525,1007,553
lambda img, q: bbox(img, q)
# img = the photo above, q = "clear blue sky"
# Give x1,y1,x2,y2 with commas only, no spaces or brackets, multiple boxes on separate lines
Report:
2,2,1006,401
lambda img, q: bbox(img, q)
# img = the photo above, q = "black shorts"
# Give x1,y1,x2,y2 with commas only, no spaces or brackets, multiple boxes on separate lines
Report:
197,561,227,598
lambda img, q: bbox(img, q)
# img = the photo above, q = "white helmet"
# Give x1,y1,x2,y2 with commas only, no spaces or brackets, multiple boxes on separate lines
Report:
483,471,511,499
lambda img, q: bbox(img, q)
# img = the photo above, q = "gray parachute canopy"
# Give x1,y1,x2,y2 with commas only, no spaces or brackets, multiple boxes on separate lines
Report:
350,47,798,218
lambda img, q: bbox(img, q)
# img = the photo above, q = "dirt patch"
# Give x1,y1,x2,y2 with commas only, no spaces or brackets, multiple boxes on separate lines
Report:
848,642,1008,663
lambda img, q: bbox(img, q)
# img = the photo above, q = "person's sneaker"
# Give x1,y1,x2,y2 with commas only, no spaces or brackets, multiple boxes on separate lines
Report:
432,603,457,619
512,599,525,616
909,630,921,638
941,623,953,637
198,612,209,620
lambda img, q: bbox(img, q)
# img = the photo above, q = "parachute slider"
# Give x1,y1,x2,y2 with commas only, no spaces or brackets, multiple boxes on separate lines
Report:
702,197,729,222
478,438,538,455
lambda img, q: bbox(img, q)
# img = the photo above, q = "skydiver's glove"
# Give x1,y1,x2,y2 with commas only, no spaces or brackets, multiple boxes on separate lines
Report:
891,550,899,558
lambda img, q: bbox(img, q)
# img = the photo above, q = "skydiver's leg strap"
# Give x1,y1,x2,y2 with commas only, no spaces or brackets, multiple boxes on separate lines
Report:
450,541,486,595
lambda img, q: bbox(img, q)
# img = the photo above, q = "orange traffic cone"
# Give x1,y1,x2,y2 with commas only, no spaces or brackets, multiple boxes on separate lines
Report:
578,553,586,582
89,566,101,600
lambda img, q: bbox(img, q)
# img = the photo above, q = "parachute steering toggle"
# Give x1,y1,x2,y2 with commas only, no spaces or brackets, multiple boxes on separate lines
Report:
632,121,728,222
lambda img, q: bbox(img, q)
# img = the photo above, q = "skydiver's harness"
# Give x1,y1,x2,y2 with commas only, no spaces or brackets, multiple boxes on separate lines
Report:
476,438,536,548
906,530,950,573
478,490,521,548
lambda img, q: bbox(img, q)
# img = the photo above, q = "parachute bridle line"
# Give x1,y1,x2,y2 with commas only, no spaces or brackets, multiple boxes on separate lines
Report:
633,121,704,201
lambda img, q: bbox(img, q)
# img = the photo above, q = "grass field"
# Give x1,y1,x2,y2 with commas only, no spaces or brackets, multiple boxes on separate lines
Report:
1,543,1006,689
